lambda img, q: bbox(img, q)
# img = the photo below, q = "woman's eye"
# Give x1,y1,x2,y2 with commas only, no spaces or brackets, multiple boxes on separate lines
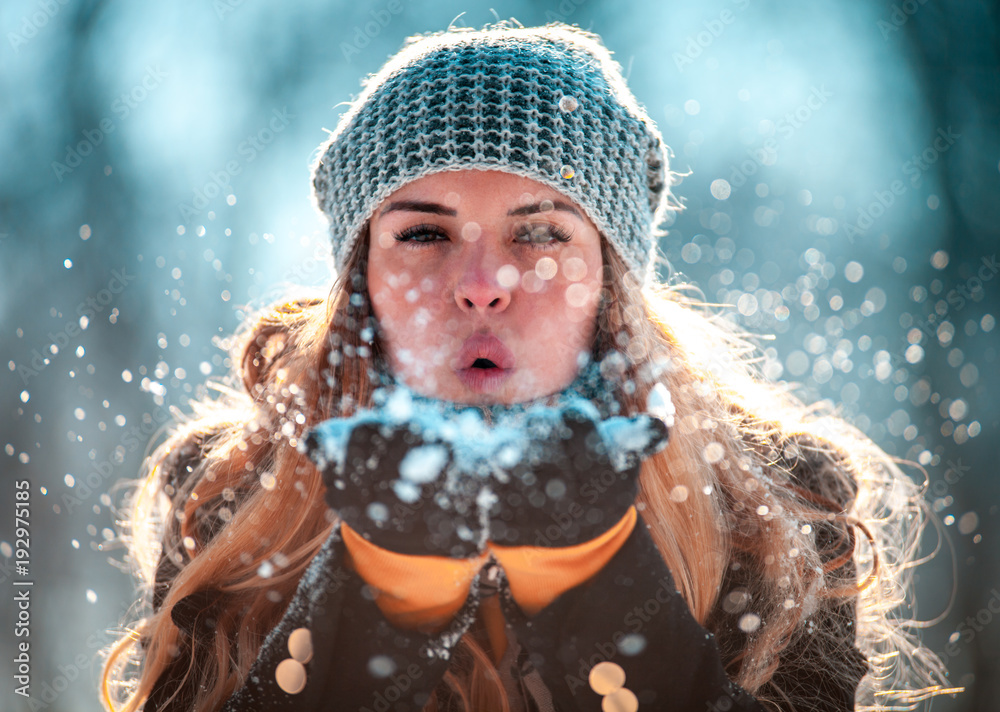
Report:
393,224,448,246
513,223,573,247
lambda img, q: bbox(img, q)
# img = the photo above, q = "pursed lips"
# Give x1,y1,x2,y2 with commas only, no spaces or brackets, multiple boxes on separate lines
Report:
454,333,515,370
453,333,515,392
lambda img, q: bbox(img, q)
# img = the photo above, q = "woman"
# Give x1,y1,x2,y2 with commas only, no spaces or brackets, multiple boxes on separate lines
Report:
102,21,958,712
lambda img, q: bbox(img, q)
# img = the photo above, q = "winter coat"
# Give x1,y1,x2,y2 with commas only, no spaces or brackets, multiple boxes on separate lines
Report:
148,436,870,712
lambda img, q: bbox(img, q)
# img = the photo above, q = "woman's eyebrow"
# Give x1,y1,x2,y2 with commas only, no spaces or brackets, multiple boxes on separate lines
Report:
507,201,581,218
380,200,458,216
378,198,581,219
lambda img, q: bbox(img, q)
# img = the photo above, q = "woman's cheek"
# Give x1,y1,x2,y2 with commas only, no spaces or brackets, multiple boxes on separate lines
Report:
562,278,602,323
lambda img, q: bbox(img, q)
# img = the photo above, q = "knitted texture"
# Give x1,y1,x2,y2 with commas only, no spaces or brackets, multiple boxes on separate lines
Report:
311,22,673,281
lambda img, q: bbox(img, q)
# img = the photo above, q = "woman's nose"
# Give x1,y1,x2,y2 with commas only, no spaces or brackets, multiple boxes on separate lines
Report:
453,244,512,315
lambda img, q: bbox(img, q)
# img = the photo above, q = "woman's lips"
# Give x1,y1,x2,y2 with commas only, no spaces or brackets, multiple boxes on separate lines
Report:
455,333,515,393
456,367,512,393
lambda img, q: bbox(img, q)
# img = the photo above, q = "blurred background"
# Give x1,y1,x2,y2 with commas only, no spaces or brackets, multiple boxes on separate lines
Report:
1,0,997,709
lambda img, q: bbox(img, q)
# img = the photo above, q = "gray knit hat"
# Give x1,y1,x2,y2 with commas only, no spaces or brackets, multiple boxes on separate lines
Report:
311,22,673,282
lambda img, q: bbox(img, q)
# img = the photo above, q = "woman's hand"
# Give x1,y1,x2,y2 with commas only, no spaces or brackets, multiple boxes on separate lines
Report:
301,396,669,556
485,400,670,547
300,414,488,558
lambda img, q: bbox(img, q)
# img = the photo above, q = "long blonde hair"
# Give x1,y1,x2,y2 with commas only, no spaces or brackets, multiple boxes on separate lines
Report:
101,229,959,711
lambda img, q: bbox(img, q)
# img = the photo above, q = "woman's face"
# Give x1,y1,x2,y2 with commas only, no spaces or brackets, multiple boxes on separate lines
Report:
367,170,604,405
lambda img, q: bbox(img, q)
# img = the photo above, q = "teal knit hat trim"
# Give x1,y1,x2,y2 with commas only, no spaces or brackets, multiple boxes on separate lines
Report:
311,22,673,282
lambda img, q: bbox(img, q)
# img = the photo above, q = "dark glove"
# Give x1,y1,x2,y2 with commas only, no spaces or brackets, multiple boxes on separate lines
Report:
485,398,669,547
220,523,485,712
300,413,486,558
497,520,767,712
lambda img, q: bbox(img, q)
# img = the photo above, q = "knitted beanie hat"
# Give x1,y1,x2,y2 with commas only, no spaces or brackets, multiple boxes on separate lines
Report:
311,21,673,281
